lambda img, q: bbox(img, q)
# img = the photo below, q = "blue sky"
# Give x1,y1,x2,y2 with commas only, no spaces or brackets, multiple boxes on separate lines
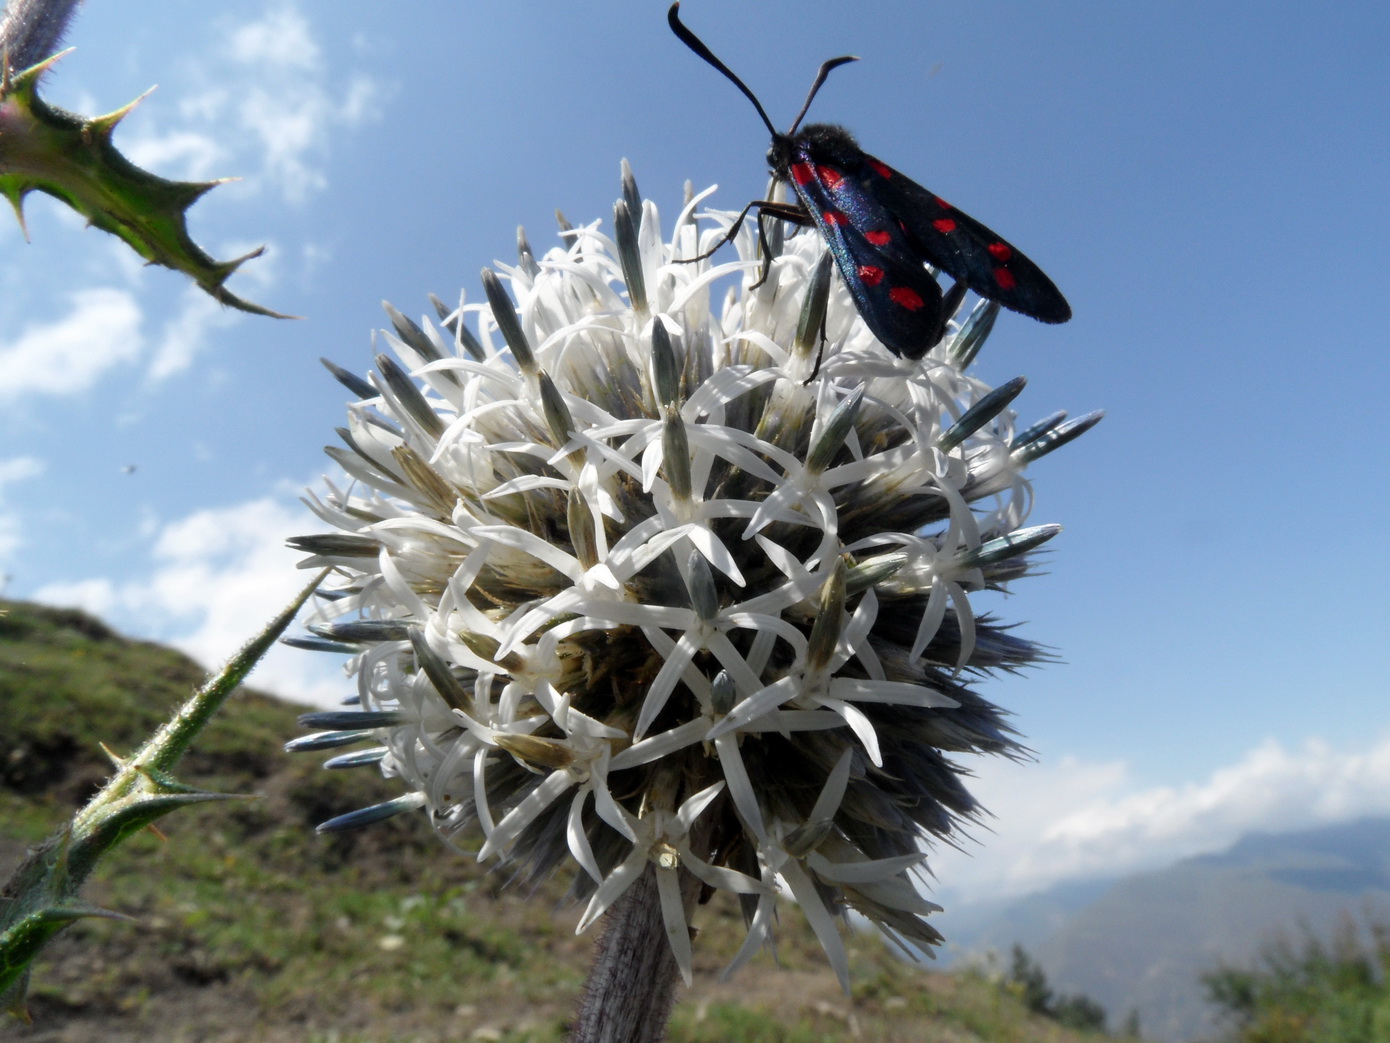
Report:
3,0,1388,914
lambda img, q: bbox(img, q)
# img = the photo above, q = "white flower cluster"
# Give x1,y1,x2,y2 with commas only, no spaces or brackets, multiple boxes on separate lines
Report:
289,166,1097,987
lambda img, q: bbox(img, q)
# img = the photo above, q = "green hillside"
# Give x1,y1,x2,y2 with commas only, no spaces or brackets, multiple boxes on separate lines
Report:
0,599,1121,1042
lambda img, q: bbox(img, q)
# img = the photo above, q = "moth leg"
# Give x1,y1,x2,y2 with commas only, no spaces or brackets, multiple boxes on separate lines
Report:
674,199,763,263
674,199,813,275
751,210,775,290
931,279,969,348
750,201,814,290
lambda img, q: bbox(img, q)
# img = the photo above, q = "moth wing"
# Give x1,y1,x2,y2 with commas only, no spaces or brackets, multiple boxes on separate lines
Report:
861,152,1071,324
788,153,950,359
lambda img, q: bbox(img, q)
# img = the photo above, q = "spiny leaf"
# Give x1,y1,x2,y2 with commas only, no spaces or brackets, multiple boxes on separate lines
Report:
0,50,292,317
78,786,251,855
0,902,130,1013
0,573,324,1014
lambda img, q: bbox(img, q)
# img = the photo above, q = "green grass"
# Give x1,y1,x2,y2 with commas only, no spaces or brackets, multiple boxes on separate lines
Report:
0,599,1123,1042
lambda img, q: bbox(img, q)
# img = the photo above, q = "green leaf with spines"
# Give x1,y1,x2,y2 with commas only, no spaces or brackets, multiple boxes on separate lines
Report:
0,900,130,1015
0,49,291,317
0,573,324,1015
75,785,249,857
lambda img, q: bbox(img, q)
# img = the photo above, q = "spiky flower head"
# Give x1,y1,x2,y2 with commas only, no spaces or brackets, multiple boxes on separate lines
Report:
288,163,1099,987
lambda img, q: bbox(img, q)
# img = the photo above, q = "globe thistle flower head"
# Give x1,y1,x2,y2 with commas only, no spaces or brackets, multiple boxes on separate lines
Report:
288,162,1099,987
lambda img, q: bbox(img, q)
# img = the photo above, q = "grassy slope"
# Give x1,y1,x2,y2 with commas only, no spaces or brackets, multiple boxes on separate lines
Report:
0,599,1118,1043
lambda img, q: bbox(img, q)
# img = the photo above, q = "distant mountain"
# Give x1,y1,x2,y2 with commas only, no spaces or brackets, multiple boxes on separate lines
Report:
939,817,1390,1042
935,875,1119,965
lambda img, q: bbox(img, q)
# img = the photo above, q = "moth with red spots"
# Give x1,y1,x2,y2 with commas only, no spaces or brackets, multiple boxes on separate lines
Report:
668,3,1071,361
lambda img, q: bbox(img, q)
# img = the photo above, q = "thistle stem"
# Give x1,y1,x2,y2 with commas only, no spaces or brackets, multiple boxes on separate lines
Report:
569,865,696,1043
68,569,325,864
0,572,326,1009
0,0,80,73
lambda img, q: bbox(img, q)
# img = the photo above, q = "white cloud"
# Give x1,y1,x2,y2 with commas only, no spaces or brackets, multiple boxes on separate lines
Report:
0,523,26,576
0,288,144,401
0,456,46,565
32,492,346,707
0,456,44,489
123,126,224,183
0,277,248,399
930,736,1390,907
126,4,387,204
31,576,119,617
228,6,322,69
147,285,244,381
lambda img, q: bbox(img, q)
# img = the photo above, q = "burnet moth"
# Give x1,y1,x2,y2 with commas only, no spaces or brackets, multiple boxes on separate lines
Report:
668,2,1071,361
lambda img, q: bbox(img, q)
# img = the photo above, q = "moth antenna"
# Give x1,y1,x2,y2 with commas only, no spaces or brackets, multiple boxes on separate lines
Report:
788,56,859,134
668,2,778,139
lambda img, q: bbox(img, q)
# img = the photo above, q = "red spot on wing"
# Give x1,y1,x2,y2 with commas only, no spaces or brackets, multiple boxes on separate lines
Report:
869,159,893,179
791,163,814,185
822,210,848,226
889,287,925,310
933,218,957,234
993,267,1017,291
858,265,885,286
865,230,892,246
987,242,1013,261
819,167,844,189
933,196,952,209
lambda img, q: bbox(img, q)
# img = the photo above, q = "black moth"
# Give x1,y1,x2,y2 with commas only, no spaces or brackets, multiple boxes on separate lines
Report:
668,2,1071,361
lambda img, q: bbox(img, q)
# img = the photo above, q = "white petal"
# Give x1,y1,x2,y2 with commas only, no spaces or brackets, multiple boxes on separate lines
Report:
805,850,926,884
635,631,699,738
713,733,765,842
656,866,694,987
707,675,798,739
721,891,778,981
568,789,604,883
591,774,637,843
781,861,850,993
576,848,648,934
612,718,708,770
827,677,960,710
809,748,855,825
819,698,881,766
479,769,574,859
675,780,726,831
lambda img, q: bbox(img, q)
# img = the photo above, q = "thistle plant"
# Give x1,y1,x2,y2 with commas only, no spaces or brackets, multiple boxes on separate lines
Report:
1,1,301,1015
0,578,322,1015
289,163,1099,1036
0,0,284,315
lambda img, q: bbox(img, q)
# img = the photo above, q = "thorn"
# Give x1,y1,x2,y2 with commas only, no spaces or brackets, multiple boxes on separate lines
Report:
4,188,31,241
207,279,301,320
86,86,156,139
184,178,235,205
147,823,169,842
229,244,268,268
10,48,74,93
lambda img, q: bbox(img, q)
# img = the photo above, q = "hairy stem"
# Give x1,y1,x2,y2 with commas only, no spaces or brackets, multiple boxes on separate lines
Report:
1,0,81,73
569,865,698,1043
0,572,325,1010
